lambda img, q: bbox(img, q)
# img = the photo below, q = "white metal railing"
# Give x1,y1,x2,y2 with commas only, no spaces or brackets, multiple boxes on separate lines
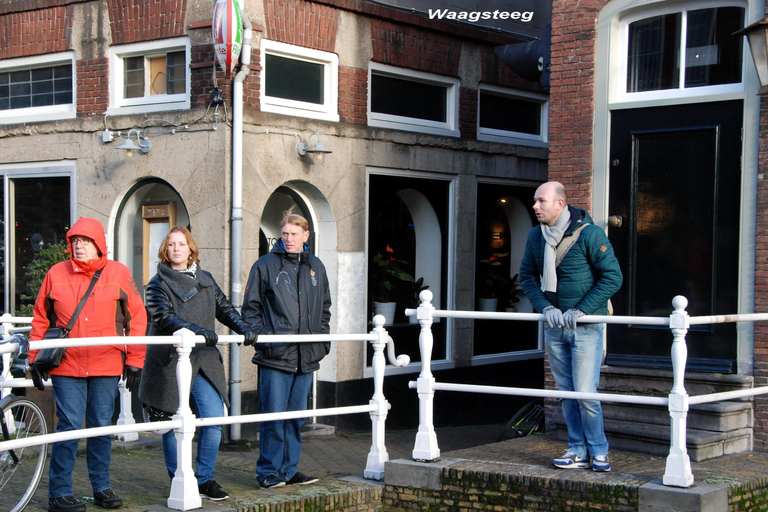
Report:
405,291,768,488
0,315,409,511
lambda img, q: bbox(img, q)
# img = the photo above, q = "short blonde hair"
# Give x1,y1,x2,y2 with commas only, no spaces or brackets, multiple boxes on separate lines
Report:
158,226,200,266
281,206,309,232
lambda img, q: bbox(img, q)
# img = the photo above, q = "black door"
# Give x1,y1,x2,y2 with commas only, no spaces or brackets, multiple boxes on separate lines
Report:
606,100,742,372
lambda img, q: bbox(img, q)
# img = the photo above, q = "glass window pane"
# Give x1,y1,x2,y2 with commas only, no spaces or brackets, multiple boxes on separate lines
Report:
32,80,53,95
627,13,681,92
684,7,744,88
31,93,53,107
10,96,30,109
166,51,186,95
124,56,145,98
0,98,8,110
479,92,541,135
53,65,71,79
31,68,53,81
371,74,447,122
265,53,324,104
13,177,70,315
9,70,29,84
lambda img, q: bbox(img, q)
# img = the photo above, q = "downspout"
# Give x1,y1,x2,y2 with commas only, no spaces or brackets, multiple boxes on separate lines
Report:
229,7,252,442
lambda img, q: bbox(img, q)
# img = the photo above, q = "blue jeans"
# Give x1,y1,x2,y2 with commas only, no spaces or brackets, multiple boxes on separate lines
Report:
162,373,223,484
257,367,313,483
49,376,119,498
545,323,609,459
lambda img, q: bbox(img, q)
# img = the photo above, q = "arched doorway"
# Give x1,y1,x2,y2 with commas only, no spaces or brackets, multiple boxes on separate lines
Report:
113,178,190,295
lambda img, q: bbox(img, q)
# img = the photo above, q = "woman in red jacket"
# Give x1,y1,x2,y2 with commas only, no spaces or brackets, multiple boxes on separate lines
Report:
27,217,147,512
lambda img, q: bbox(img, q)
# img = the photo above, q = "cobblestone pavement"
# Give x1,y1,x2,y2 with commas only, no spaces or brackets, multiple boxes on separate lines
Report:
14,423,768,511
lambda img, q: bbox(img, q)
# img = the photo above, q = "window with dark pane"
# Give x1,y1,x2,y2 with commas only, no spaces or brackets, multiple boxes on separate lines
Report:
684,7,744,88
9,70,31,109
479,92,541,135
371,74,447,122
124,56,145,98
166,51,186,95
265,53,324,104
627,13,681,92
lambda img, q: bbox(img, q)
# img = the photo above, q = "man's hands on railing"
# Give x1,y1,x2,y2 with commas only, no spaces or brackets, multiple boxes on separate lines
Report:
29,364,48,391
242,330,259,346
564,308,585,329
542,306,564,328
123,365,142,392
195,328,219,347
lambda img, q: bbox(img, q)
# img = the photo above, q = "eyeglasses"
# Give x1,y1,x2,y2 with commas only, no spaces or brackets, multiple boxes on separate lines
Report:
70,237,93,247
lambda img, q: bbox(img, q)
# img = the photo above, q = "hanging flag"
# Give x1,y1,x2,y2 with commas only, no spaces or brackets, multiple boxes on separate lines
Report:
212,0,243,78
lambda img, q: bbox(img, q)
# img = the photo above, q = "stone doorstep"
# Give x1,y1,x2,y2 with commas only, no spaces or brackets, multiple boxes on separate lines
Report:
602,401,753,431
600,366,753,397
134,479,384,512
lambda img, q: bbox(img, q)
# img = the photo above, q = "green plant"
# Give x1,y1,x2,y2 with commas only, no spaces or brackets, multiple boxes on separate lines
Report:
477,252,512,298
506,274,525,309
370,245,415,303
17,240,69,316
409,277,430,307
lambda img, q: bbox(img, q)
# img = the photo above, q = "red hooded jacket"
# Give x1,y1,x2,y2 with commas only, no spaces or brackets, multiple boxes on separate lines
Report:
29,218,147,376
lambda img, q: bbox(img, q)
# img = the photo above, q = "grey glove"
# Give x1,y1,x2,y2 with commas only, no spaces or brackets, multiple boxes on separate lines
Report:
563,308,585,329
542,306,564,328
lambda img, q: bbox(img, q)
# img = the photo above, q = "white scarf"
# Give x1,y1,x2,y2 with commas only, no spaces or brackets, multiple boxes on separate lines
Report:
540,208,571,293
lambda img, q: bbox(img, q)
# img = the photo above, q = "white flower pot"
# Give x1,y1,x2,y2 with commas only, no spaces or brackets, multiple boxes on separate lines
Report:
478,297,498,312
373,301,397,325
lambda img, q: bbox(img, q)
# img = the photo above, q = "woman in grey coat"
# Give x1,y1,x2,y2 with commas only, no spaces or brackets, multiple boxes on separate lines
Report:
138,226,257,502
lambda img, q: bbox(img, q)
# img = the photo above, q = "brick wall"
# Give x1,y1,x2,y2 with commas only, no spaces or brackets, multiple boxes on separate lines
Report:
755,99,768,450
263,0,339,53
370,19,460,76
548,0,606,210
339,65,366,125
0,6,72,59
108,0,187,45
76,57,107,116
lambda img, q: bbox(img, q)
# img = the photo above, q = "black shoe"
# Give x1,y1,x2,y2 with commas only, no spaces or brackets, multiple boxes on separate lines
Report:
48,496,86,512
259,476,286,489
286,471,319,485
199,479,229,501
93,488,123,508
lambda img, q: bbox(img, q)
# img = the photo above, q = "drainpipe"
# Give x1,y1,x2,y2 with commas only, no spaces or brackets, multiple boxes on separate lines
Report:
229,7,252,442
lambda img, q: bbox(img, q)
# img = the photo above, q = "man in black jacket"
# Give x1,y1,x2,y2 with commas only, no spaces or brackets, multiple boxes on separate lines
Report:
242,208,331,489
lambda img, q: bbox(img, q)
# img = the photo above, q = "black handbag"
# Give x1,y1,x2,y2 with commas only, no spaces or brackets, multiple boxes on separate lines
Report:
34,269,102,370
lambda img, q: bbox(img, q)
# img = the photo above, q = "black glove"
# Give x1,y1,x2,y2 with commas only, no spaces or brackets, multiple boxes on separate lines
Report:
243,330,259,346
29,364,48,392
123,365,142,393
196,329,218,347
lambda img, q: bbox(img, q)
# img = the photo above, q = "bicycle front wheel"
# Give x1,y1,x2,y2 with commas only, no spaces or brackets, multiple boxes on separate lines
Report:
0,397,48,512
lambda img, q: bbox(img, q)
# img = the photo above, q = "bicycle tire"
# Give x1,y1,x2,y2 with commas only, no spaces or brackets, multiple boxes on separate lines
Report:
0,396,48,512
498,399,545,441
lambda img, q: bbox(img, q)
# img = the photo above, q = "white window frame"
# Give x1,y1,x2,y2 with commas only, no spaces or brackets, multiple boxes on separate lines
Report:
611,1,747,105
0,52,76,124
260,40,339,122
368,62,460,138
477,85,549,147
108,37,190,115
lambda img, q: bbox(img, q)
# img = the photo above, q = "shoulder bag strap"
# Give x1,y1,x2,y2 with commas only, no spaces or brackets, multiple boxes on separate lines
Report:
555,223,589,268
64,268,103,333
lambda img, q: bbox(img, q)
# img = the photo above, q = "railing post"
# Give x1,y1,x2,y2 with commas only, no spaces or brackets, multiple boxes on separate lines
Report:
412,290,440,461
663,295,694,487
364,315,391,479
167,328,202,511
1,314,13,401
115,381,138,442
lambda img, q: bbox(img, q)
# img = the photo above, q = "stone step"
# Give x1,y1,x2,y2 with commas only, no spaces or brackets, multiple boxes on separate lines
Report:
602,401,753,432
600,366,753,398
552,418,752,461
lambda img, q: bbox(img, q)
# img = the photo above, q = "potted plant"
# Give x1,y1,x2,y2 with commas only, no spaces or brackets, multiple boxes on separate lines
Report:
476,252,512,312
370,245,415,324
408,277,429,323
505,274,525,312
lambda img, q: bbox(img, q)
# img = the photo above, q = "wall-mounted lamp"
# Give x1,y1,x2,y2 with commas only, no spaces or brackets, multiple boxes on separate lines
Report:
296,132,332,159
736,18,768,95
115,129,152,156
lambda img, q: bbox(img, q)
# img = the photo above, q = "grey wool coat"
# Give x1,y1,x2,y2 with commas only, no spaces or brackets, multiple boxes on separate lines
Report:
138,262,251,413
